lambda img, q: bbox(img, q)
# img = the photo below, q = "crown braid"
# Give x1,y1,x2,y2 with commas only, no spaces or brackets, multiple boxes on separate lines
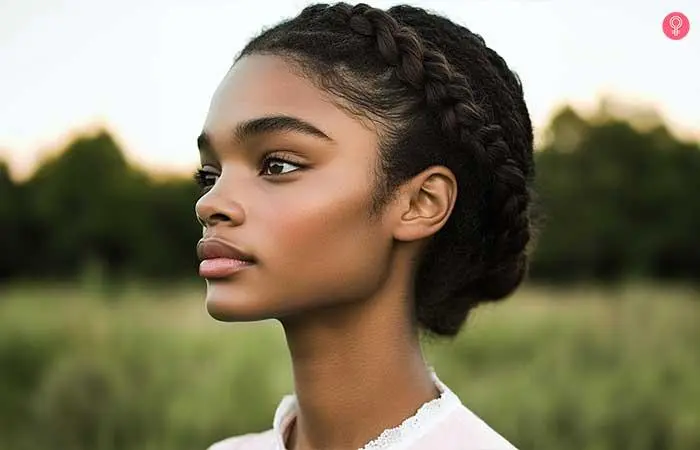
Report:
236,2,535,337
346,3,531,316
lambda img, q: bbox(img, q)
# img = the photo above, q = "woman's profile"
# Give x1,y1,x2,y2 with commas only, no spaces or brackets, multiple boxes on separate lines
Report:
194,3,534,449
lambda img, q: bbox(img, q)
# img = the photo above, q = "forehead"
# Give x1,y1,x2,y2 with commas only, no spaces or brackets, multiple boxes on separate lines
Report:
204,54,372,141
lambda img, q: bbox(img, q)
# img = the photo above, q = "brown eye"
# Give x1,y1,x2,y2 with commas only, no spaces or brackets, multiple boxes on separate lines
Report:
260,156,303,176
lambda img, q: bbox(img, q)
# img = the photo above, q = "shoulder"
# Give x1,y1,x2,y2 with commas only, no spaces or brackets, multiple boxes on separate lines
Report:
206,428,276,450
441,404,518,450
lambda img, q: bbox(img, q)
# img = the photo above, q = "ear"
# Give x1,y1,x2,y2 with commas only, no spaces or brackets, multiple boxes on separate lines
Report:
391,166,457,242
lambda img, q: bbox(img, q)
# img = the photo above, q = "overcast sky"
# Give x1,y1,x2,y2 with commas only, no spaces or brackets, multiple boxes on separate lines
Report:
1,0,698,179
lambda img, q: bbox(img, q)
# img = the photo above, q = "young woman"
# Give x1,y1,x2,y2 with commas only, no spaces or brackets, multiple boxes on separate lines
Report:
194,3,534,449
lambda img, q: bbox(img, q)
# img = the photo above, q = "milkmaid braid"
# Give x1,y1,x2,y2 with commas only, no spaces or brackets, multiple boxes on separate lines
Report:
236,3,536,337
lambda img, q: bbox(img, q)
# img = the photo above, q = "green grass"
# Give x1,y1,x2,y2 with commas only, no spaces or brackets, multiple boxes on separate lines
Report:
1,281,698,450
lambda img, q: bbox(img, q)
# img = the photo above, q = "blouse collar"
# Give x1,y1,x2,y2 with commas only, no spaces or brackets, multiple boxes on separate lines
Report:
272,367,462,450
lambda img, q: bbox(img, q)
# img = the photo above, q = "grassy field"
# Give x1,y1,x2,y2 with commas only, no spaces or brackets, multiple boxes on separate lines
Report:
1,281,698,450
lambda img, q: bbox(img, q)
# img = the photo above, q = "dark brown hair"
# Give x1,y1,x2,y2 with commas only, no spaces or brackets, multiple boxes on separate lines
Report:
236,3,536,338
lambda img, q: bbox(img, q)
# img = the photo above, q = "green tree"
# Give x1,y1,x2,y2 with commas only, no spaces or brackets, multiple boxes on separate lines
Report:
531,104,700,281
26,131,142,278
0,160,24,279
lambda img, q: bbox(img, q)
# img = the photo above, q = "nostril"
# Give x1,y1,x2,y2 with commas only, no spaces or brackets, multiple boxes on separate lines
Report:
207,212,230,225
197,213,230,228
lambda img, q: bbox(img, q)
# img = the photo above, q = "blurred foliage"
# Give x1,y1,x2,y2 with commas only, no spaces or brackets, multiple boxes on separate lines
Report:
532,103,700,281
1,100,699,284
0,282,697,449
0,131,202,283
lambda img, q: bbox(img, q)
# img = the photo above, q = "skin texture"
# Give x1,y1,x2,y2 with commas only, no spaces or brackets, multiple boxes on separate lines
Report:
195,54,458,450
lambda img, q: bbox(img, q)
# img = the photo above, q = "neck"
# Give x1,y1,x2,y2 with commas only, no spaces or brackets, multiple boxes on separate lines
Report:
279,261,440,450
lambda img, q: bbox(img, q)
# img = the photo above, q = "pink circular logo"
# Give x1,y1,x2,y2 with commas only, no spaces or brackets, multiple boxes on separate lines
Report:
663,12,690,40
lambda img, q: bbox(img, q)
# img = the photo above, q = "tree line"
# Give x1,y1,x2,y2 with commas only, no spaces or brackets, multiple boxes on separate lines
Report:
1,102,699,284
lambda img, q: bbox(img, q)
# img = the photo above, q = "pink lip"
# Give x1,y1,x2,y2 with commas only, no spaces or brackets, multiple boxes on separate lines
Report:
196,238,256,263
199,257,255,279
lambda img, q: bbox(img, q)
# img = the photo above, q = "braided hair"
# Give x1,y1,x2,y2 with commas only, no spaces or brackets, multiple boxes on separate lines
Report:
236,3,536,338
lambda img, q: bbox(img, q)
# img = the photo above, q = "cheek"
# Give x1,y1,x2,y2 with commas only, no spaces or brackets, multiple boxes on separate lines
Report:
260,182,389,303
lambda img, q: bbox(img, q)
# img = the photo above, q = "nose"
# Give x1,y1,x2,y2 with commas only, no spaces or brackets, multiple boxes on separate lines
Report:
195,186,246,228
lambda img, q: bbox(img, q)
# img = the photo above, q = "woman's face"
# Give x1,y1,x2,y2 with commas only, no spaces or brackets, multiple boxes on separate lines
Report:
195,54,396,322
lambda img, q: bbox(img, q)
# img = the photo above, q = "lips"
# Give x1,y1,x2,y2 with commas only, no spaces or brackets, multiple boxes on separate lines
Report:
196,238,256,263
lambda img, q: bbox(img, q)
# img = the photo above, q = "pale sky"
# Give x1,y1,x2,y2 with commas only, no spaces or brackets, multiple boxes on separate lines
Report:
1,0,698,179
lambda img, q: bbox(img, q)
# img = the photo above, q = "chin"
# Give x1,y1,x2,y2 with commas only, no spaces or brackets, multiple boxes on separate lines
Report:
204,284,276,322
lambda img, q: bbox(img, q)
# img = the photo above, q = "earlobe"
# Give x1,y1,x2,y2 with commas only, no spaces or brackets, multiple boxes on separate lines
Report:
393,166,457,242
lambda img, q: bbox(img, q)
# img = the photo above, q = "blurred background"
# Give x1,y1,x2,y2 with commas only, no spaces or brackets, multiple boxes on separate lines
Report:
1,1,699,449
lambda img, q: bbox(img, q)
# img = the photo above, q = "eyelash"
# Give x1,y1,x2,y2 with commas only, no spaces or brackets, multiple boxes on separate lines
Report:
193,155,305,191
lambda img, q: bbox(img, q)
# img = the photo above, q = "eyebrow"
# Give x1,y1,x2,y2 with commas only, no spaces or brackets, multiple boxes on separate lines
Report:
197,115,334,154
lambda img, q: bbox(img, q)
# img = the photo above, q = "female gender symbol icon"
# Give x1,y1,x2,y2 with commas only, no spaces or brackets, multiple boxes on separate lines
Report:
663,12,690,40
670,16,683,36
